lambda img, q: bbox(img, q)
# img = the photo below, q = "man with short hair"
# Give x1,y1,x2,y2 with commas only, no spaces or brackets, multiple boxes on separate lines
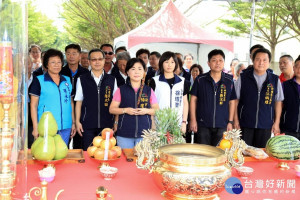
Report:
61,44,89,94
115,46,127,55
279,55,294,82
136,48,150,66
190,49,237,146
183,53,194,72
61,44,89,149
100,44,117,74
146,51,161,84
75,48,117,150
149,51,161,72
247,44,264,68
80,51,89,69
234,48,284,148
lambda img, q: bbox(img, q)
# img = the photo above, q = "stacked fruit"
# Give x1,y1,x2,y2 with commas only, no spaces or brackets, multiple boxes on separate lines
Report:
31,112,68,161
87,128,122,160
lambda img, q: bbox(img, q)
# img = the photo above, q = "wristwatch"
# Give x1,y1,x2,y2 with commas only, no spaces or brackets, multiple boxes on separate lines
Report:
228,120,234,125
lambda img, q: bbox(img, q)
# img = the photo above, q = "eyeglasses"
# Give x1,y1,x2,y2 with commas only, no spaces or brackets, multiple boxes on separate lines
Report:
103,51,114,55
90,58,105,62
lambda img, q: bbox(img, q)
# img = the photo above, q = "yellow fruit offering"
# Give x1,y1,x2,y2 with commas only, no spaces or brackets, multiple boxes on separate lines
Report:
219,139,232,150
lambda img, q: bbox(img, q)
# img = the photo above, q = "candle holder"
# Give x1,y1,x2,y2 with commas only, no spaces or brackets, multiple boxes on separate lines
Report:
0,1,28,198
28,180,64,200
96,186,113,200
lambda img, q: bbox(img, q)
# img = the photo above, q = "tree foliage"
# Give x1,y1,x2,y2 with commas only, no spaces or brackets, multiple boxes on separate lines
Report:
278,0,300,36
0,0,23,43
217,0,299,63
62,0,165,49
28,1,63,50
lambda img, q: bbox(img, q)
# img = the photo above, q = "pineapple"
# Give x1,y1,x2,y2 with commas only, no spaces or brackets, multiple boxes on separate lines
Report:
136,108,186,170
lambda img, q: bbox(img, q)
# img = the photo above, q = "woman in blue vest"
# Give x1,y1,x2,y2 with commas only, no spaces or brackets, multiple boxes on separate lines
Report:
149,51,189,134
281,55,300,140
109,58,159,149
30,49,76,145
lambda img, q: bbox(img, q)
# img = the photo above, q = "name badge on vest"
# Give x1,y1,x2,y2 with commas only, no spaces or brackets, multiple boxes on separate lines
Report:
174,90,183,108
104,86,111,106
265,83,274,105
219,84,227,105
140,93,149,108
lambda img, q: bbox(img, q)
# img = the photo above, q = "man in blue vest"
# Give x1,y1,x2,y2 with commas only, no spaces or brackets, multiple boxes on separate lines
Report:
190,49,237,146
234,48,284,148
74,49,117,150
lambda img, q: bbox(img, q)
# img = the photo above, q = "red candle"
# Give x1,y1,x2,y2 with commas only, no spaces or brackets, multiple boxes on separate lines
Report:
0,41,14,104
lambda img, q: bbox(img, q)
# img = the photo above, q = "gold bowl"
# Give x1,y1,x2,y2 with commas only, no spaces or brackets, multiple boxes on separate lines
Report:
89,156,120,168
152,144,231,200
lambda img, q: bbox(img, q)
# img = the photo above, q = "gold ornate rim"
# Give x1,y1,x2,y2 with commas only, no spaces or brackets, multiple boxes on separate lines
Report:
158,144,227,166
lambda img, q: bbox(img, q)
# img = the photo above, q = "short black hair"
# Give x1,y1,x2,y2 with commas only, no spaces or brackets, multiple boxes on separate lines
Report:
88,48,105,60
125,58,146,74
294,55,300,64
175,52,183,60
177,56,183,70
159,51,179,74
100,43,114,51
29,44,41,53
208,49,225,61
250,44,264,54
150,51,161,58
43,49,64,69
190,64,203,75
65,44,81,53
136,48,150,58
252,48,272,62
280,54,293,62
115,46,127,54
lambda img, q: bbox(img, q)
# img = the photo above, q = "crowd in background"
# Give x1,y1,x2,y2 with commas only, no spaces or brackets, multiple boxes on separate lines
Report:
27,43,300,151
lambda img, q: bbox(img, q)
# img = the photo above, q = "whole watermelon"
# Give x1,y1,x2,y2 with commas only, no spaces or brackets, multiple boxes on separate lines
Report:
265,135,300,160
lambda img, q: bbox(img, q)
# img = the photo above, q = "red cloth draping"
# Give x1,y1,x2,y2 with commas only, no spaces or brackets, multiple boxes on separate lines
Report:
24,152,300,200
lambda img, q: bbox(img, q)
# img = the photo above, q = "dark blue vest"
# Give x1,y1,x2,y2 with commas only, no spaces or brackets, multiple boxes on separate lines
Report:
80,72,115,129
117,83,152,138
192,72,236,128
282,78,300,132
238,68,278,129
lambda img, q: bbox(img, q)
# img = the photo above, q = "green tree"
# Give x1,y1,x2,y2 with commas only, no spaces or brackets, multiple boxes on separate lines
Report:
217,0,298,65
28,1,60,50
278,0,300,36
62,0,166,49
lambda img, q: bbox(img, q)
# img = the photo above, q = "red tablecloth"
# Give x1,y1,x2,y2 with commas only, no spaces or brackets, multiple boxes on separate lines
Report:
25,152,300,200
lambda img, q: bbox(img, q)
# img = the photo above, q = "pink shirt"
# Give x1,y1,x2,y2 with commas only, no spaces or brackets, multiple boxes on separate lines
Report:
112,87,158,105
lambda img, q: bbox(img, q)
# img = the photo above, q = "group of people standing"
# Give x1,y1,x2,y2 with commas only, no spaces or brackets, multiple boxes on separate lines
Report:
27,43,300,152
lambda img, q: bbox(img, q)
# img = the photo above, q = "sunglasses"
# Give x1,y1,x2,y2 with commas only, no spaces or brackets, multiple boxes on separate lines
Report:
103,51,114,55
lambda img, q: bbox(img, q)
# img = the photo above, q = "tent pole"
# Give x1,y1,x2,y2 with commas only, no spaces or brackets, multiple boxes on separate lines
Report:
197,43,200,64
249,0,256,65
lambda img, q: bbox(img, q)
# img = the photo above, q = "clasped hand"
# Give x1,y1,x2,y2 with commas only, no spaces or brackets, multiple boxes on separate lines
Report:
126,108,148,115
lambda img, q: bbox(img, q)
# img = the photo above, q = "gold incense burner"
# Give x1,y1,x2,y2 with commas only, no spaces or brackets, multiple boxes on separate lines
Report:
152,144,230,200
136,129,246,200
